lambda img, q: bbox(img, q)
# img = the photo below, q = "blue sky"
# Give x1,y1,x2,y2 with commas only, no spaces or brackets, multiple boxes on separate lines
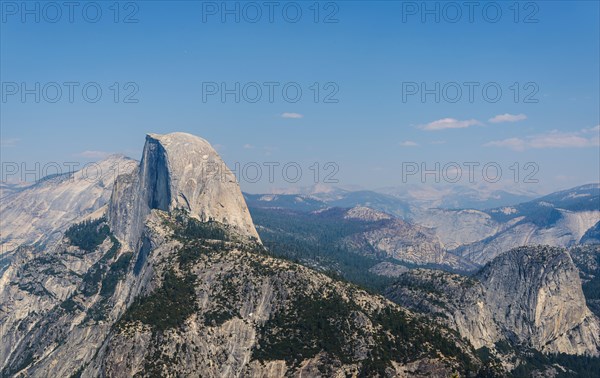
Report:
1,1,598,194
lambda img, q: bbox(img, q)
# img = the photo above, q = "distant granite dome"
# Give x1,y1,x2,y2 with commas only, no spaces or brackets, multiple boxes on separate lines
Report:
0,154,136,257
108,132,259,249
476,245,600,355
387,245,600,357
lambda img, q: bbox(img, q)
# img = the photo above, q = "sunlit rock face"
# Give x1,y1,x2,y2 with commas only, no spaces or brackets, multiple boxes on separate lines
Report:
0,155,136,259
476,246,600,356
386,245,600,357
108,132,259,250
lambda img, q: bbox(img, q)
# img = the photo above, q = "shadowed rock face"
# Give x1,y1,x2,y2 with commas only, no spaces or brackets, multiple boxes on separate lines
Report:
108,132,259,250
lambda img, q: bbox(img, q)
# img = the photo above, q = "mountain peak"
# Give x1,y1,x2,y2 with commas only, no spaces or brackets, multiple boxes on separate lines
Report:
146,131,211,146
108,132,259,249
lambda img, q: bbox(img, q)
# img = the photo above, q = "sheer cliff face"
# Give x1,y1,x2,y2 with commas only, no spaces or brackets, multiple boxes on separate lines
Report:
386,246,600,357
108,132,259,250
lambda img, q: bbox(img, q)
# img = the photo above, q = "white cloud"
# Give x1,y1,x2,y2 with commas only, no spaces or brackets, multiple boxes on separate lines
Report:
399,141,418,147
582,125,600,133
0,138,20,147
430,140,446,145
485,129,600,151
484,138,527,151
488,113,527,123
76,150,112,159
529,132,596,149
281,112,304,119
419,118,482,131
243,144,255,149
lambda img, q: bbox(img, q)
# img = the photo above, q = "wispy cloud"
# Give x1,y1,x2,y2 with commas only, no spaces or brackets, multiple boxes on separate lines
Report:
488,113,527,123
485,128,600,151
243,144,255,149
484,138,527,151
582,125,600,133
281,112,304,119
399,141,419,147
419,118,482,131
430,140,446,145
0,138,20,147
76,150,112,159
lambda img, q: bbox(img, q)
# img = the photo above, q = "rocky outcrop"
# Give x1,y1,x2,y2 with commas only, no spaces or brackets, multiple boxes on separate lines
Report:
342,207,478,271
409,207,503,249
368,262,409,277
386,245,600,357
0,230,124,374
344,206,393,221
108,133,259,250
478,246,600,355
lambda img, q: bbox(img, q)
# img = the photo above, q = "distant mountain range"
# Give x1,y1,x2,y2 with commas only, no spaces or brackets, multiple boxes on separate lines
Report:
246,183,600,267
262,183,542,212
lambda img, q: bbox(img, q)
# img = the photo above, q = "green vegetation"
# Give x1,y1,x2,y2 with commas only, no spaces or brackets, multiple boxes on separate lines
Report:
372,308,481,375
102,236,121,261
81,265,103,297
99,252,133,297
60,297,82,313
2,352,35,377
249,207,397,291
81,236,121,298
253,289,482,375
202,272,238,326
177,244,209,266
119,269,198,332
86,252,134,322
254,292,356,367
489,339,600,377
62,228,132,322
511,349,600,377
171,210,230,242
65,218,110,252
120,212,250,333
203,308,234,327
